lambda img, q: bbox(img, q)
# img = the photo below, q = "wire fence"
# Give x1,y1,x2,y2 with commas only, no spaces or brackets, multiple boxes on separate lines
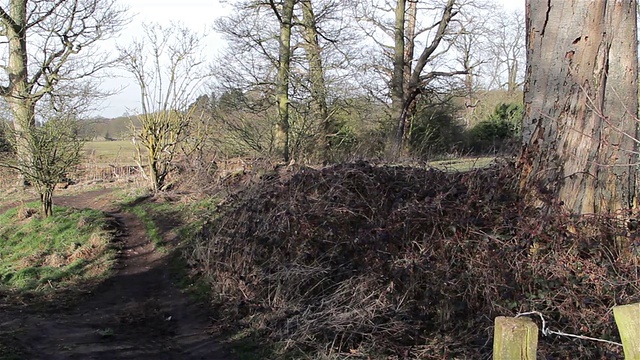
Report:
494,303,639,359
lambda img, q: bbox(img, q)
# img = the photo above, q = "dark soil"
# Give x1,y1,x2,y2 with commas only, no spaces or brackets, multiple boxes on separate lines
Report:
0,189,236,360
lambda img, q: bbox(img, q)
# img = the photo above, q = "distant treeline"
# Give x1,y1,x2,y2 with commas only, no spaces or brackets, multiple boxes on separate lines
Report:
80,115,141,141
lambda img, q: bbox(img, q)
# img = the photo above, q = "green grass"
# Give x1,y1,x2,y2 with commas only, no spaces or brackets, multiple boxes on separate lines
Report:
128,205,166,250
112,192,279,359
0,204,117,292
84,140,138,165
121,194,222,252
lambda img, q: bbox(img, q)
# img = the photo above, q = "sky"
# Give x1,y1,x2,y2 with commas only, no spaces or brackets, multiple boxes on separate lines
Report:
98,0,525,119
99,0,231,118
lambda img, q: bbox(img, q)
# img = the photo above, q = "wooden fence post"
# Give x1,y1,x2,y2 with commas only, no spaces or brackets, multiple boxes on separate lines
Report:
493,316,538,360
613,303,640,360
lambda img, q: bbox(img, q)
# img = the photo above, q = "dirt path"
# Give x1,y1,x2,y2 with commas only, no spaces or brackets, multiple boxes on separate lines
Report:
0,189,236,360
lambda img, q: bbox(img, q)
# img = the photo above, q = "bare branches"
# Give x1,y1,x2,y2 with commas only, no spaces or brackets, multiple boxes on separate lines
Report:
408,0,457,91
0,0,128,122
119,22,211,192
0,5,15,30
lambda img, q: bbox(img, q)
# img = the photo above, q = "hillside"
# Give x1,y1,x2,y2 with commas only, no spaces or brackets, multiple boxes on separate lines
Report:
82,115,141,140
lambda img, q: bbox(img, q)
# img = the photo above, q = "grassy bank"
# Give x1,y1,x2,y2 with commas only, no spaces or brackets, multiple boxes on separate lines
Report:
0,204,118,294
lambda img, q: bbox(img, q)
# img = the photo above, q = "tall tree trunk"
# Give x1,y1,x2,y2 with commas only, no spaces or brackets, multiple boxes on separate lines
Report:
300,0,332,163
506,58,518,95
392,0,456,155
520,0,638,215
403,0,417,86
5,0,35,174
401,0,418,145
391,0,406,156
275,0,295,162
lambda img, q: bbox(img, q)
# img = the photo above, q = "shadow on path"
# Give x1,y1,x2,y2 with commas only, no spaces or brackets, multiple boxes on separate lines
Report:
0,190,236,360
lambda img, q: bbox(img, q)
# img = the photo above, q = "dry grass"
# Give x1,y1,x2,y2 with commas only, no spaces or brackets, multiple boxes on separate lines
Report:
188,161,638,359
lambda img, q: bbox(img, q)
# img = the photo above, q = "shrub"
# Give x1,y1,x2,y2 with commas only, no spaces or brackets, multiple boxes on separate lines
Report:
188,161,635,359
467,102,523,154
409,102,466,158
0,121,12,153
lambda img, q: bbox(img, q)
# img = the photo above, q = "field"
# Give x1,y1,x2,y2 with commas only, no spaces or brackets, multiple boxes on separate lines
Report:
84,140,138,166
428,156,496,171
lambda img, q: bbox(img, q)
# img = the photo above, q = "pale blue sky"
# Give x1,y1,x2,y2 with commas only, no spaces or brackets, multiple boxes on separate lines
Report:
99,0,229,118
99,0,524,118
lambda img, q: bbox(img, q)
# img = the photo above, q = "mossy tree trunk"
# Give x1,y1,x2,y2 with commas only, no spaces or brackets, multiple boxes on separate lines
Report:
274,0,295,163
520,0,639,215
390,0,406,156
300,0,333,163
0,0,125,204
4,1,34,171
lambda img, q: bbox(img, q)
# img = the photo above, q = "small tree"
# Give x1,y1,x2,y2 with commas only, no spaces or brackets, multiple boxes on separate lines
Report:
120,23,210,193
1,114,85,217
0,0,126,176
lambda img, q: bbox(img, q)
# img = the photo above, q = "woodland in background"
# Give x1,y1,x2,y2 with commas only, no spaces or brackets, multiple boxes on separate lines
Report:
68,0,525,165
206,0,525,162
72,91,522,162
1,0,640,358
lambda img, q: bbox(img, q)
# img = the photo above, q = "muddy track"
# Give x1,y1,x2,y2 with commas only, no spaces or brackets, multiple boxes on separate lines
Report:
1,189,235,360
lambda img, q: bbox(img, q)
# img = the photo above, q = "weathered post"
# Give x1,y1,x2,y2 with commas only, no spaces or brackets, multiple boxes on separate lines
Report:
493,316,538,360
613,303,640,359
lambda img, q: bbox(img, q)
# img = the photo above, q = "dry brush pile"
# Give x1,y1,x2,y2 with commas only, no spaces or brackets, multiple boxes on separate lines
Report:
188,160,640,359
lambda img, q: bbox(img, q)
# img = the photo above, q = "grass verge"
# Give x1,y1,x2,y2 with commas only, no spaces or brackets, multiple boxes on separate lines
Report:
0,203,118,296
115,191,271,358
127,205,166,250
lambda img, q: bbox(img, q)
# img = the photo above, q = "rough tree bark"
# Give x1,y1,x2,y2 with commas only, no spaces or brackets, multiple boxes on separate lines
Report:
519,0,638,215
3,1,32,159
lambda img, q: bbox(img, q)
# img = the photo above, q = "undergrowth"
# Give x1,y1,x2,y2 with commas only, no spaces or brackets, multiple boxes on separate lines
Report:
0,338,25,360
187,161,640,359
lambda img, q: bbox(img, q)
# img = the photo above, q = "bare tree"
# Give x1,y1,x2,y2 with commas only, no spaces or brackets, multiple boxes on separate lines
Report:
120,23,210,193
520,0,638,215
448,8,493,126
352,0,465,154
395,0,468,153
1,110,85,217
214,0,360,162
486,9,525,95
0,0,126,169
300,0,333,162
